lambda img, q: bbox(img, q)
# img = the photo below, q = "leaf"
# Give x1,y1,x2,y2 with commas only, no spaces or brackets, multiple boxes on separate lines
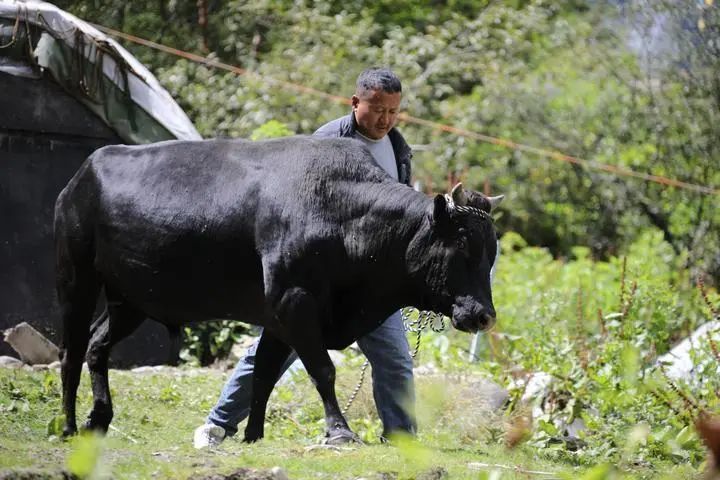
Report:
47,415,65,437
392,431,432,469
538,419,559,436
250,120,294,140
66,432,103,479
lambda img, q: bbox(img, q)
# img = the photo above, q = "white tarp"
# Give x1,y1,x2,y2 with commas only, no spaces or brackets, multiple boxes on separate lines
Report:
0,0,201,142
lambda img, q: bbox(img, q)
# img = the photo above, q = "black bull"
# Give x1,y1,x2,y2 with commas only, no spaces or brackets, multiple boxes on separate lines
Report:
54,136,501,442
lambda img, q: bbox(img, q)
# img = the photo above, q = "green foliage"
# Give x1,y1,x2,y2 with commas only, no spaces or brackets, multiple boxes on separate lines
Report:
484,231,716,468
181,320,250,366
46,414,65,437
250,120,294,140
66,432,104,479
397,231,718,473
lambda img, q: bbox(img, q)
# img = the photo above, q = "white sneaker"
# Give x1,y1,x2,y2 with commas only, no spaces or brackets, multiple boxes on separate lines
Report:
193,423,226,449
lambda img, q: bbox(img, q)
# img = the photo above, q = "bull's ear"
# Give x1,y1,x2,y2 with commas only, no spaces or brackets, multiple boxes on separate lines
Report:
488,195,504,212
430,194,451,230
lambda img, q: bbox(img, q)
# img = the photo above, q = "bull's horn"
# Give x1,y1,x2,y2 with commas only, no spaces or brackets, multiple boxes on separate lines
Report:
450,183,468,206
488,195,504,211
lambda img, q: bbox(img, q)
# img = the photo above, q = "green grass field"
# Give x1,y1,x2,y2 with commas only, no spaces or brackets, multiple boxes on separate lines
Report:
0,362,701,480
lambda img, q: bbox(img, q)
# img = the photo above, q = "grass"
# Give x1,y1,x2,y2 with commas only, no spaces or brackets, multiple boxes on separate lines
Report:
0,360,702,479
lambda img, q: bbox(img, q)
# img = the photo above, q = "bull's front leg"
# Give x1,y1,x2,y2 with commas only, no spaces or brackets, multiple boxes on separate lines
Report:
295,342,358,444
254,287,357,444
244,330,293,442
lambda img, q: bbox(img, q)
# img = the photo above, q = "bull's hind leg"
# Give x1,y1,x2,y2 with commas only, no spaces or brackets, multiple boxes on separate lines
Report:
57,256,100,437
84,300,145,432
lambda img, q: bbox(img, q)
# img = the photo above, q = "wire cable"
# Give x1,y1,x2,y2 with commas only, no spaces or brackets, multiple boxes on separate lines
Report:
93,23,719,196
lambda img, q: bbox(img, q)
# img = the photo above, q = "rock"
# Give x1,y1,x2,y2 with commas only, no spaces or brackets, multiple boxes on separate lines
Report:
131,365,167,373
3,322,60,365
373,473,397,480
0,469,70,479
187,467,289,480
270,467,289,480
0,356,24,369
416,467,448,480
656,320,720,380
465,378,509,411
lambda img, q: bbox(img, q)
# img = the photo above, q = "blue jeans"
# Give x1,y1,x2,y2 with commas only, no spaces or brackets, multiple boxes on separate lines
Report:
206,310,416,436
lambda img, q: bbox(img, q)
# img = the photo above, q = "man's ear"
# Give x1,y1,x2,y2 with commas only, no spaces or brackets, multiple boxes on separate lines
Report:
351,95,360,110
430,194,450,231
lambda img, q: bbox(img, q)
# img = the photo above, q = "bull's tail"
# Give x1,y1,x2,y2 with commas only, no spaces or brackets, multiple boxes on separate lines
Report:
54,160,101,436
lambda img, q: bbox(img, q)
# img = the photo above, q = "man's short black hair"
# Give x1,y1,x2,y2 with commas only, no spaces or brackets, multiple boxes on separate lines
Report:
355,67,402,97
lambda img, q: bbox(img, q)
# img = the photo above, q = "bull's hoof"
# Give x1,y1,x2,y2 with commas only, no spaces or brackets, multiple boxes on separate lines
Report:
61,426,77,439
322,429,362,445
243,432,263,443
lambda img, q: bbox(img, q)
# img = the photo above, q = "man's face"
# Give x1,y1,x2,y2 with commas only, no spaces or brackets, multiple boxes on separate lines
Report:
352,89,402,140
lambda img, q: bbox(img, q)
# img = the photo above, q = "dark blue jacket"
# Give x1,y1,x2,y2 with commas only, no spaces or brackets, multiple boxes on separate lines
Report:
314,112,413,186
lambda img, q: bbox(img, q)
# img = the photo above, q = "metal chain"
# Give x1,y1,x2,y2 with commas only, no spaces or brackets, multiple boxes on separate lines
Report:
341,308,446,415
341,359,369,415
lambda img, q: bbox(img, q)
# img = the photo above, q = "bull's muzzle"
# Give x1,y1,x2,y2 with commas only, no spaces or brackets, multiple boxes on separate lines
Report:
451,299,496,333
479,311,497,332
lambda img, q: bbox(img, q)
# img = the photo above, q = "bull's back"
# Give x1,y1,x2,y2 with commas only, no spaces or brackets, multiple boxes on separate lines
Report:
56,136,387,325
71,140,269,324
93,140,260,219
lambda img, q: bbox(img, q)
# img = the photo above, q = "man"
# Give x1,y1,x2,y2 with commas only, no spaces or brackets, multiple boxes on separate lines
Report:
193,67,415,448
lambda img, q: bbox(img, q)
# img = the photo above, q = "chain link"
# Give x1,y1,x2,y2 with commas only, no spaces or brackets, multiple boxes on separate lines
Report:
341,359,369,415
341,308,447,415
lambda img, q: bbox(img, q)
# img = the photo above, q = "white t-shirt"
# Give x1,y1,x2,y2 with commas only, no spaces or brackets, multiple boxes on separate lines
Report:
355,131,399,181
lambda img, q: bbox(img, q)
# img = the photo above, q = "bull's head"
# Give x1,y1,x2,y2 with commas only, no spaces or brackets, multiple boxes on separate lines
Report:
407,183,503,333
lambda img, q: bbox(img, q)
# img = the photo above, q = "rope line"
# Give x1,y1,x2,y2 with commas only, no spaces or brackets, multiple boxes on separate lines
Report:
93,24,350,106
93,23,720,197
